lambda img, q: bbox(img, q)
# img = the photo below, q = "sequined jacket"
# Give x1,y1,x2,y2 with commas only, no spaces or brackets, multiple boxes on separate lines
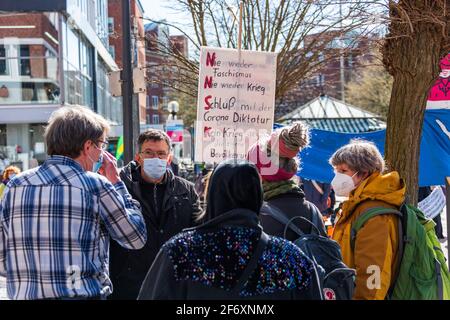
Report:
138,209,323,300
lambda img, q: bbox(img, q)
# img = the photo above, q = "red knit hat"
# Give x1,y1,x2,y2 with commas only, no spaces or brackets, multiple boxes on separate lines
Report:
246,122,309,181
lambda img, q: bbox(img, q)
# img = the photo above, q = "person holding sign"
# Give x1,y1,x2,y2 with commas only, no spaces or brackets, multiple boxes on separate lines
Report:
418,186,446,240
247,122,327,240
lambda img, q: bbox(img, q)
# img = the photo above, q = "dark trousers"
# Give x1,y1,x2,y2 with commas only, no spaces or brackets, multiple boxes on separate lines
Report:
433,213,444,239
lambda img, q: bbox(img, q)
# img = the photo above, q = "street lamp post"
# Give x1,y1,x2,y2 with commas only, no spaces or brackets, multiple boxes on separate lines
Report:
167,100,180,157
121,0,138,164
167,100,179,120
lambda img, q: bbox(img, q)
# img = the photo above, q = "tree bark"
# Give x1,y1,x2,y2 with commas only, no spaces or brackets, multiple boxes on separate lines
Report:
382,0,448,205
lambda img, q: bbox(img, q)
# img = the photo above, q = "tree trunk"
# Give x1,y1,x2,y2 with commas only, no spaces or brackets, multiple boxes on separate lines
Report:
382,0,446,205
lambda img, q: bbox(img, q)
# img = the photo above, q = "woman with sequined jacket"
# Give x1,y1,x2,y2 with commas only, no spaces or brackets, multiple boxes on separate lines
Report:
138,159,323,300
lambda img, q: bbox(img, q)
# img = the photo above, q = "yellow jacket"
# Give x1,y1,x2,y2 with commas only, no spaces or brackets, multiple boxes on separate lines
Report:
0,183,6,199
332,171,406,300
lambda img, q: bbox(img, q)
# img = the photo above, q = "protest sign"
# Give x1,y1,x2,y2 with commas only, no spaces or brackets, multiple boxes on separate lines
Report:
195,46,277,163
418,186,446,219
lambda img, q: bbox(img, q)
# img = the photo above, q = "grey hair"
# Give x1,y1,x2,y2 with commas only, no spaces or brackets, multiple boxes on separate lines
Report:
280,156,300,173
329,139,385,176
45,105,110,158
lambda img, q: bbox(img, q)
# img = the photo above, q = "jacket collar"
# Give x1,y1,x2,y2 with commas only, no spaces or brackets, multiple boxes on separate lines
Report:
122,161,185,196
339,171,406,224
44,155,84,173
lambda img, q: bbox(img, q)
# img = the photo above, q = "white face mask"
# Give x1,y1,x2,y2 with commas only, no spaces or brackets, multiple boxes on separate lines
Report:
143,158,167,180
331,171,359,197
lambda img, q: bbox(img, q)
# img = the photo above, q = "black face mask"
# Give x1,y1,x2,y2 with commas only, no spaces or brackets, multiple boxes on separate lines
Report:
205,159,263,221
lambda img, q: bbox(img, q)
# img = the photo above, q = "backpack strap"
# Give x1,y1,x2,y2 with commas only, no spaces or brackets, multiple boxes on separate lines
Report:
435,258,444,300
261,202,305,237
284,216,324,239
350,206,404,299
350,207,402,251
310,205,328,237
261,202,326,238
232,230,270,294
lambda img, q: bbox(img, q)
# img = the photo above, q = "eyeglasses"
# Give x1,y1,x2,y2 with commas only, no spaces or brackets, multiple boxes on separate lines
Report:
139,150,169,159
96,140,109,150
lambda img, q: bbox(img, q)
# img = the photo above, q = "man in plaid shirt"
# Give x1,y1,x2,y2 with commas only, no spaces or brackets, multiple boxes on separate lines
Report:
0,106,147,300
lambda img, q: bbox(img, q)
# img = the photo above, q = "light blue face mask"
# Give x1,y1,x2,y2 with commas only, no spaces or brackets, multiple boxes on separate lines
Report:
143,158,167,180
89,152,103,173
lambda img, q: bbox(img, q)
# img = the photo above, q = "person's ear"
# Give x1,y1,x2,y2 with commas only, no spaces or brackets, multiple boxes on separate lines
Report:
81,140,93,156
167,153,173,165
135,153,143,166
361,171,370,181
354,171,368,186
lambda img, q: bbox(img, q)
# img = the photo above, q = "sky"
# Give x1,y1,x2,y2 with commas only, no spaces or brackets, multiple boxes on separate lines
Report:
140,0,188,35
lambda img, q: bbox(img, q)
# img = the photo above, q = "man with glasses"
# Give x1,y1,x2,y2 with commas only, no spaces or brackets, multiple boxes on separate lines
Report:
109,129,202,300
0,106,146,300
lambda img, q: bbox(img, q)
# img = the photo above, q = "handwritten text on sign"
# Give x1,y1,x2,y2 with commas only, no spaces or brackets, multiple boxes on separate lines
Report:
195,47,277,162
418,186,446,219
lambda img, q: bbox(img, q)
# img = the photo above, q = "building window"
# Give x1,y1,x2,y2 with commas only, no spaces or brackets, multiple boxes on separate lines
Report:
316,74,325,87
146,95,150,109
109,45,115,59
0,45,9,76
108,17,114,34
153,115,159,124
19,45,31,76
152,96,159,110
162,96,168,109
319,52,324,62
146,114,151,124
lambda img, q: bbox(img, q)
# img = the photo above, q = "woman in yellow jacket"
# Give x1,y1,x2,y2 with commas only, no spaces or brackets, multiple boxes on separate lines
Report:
329,139,406,300
0,165,21,199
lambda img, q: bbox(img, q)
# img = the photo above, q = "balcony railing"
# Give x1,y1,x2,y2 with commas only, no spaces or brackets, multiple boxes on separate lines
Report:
0,56,60,105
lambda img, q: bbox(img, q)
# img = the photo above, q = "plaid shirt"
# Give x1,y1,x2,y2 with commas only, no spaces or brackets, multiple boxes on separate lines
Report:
0,156,147,300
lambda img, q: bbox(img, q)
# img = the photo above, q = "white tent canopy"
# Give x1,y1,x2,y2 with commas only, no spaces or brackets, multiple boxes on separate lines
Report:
279,95,386,133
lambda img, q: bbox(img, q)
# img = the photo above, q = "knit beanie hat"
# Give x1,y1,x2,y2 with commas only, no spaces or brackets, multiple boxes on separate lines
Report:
246,122,309,181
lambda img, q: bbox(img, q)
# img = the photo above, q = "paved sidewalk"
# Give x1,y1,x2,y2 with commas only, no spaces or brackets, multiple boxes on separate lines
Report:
0,276,6,300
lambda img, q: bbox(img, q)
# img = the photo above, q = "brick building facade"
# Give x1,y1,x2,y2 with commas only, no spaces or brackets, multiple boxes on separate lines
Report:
144,22,189,126
108,0,146,124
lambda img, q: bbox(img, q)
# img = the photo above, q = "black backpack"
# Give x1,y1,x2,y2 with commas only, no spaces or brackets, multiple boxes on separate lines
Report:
261,203,356,300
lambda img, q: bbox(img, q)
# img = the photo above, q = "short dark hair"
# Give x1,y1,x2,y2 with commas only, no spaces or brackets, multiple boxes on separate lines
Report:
138,129,171,151
45,105,110,158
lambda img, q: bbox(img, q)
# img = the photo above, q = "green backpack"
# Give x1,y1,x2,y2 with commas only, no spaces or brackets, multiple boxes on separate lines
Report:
351,204,450,300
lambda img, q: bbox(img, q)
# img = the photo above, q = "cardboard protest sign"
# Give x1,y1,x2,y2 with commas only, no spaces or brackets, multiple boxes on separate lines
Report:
418,186,446,219
195,46,277,163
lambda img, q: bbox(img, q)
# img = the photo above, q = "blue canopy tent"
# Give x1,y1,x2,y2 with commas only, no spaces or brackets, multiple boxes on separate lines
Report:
274,96,450,187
